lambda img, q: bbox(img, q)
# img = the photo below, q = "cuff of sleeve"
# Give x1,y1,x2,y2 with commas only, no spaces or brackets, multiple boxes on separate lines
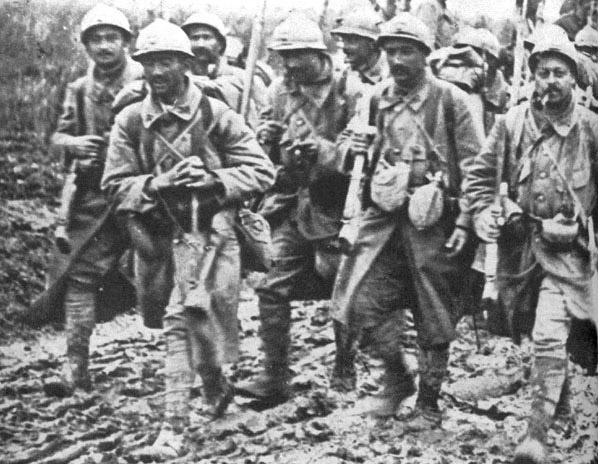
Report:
455,211,472,230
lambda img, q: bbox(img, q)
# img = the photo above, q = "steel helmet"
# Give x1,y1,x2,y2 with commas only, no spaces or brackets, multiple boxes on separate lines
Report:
331,9,381,42
524,24,568,51
80,4,132,44
477,28,501,59
268,14,327,51
133,19,194,61
181,11,228,50
575,24,598,49
377,13,434,55
453,26,486,52
529,36,578,77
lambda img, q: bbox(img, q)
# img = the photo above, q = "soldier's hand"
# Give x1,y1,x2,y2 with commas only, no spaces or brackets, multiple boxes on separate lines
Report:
68,135,106,158
149,157,206,192
257,121,285,145
292,139,318,165
475,205,502,243
444,226,468,257
348,132,370,157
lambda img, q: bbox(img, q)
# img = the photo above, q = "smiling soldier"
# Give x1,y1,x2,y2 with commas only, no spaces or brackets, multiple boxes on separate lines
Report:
36,4,142,396
467,35,598,464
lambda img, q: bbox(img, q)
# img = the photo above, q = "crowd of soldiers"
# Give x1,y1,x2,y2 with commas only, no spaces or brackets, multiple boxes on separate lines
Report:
29,1,598,462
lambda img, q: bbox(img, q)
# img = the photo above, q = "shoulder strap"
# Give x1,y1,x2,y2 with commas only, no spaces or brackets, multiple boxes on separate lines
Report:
75,81,87,135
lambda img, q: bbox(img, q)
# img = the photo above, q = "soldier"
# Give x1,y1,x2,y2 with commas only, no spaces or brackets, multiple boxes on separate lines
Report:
327,8,388,392
466,36,598,464
331,9,387,120
101,19,275,456
412,0,458,49
555,0,592,41
38,4,142,396
181,11,267,118
332,13,484,425
235,14,350,406
575,23,598,63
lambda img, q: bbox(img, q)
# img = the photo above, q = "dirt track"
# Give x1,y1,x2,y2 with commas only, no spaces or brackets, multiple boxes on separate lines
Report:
1,288,597,464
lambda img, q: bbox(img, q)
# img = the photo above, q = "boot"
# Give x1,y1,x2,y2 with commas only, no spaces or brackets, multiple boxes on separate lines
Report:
403,345,449,432
330,320,357,392
198,365,234,419
235,301,291,405
358,344,416,418
513,356,568,464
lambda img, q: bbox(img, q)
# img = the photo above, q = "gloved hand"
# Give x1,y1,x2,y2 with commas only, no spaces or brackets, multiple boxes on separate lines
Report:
444,226,469,258
257,120,285,146
149,156,216,193
474,204,502,243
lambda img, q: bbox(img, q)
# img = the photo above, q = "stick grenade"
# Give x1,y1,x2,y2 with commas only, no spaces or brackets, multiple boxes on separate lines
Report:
241,0,267,122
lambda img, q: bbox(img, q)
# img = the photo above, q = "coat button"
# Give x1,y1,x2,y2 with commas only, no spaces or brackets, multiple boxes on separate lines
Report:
536,194,545,202
295,119,304,127
539,171,548,179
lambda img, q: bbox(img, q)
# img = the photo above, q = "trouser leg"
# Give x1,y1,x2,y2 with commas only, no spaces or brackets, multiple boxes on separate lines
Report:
64,279,96,391
236,219,316,404
514,276,571,464
330,320,358,392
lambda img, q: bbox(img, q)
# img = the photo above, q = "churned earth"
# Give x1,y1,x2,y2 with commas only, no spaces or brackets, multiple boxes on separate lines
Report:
1,289,597,464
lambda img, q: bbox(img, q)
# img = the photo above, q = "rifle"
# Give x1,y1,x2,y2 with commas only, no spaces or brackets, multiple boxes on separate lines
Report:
55,159,79,254
364,0,392,20
482,182,508,303
511,0,529,106
240,0,267,122
587,216,598,371
338,126,376,253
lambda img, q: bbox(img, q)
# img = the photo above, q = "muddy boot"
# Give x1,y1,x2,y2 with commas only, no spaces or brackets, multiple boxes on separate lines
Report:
403,345,448,432
198,365,234,419
235,301,291,405
513,356,568,464
360,362,416,418
44,283,94,397
330,320,357,392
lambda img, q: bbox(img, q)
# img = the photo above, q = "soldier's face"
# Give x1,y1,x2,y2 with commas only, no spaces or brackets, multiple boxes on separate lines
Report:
534,56,576,107
85,26,127,68
383,39,427,89
186,25,223,64
280,50,324,84
338,34,377,70
140,53,188,103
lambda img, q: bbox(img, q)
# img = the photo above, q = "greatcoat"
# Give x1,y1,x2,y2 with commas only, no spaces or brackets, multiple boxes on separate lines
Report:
102,78,275,359
332,72,485,348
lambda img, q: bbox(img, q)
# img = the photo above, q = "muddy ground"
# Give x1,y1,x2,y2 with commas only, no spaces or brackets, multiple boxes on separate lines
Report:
0,136,597,463
1,291,597,464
